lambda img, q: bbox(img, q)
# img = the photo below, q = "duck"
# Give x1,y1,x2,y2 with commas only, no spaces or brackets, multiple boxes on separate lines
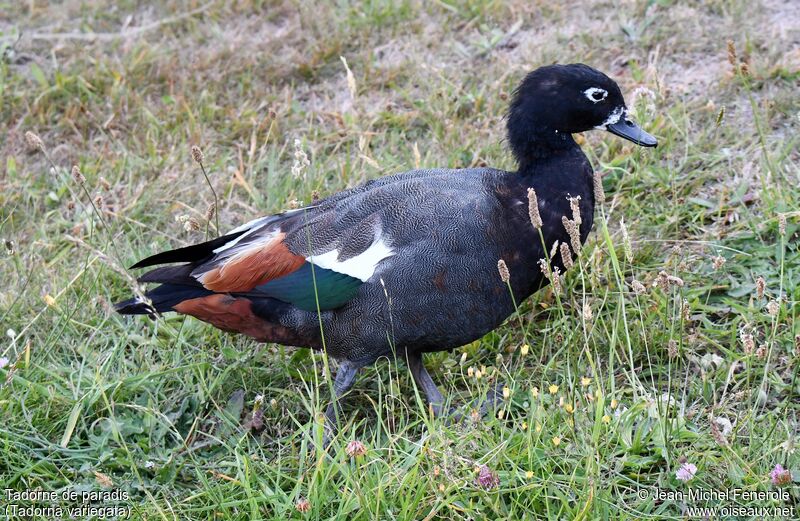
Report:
116,63,656,438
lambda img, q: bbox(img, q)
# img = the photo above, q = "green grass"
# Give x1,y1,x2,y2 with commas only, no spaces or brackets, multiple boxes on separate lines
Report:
1,1,799,519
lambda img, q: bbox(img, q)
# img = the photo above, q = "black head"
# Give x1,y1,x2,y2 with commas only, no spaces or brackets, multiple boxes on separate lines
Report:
507,64,656,165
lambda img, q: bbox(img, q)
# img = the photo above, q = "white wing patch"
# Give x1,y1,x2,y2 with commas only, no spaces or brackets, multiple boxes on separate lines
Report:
214,207,313,255
214,217,275,254
310,238,394,282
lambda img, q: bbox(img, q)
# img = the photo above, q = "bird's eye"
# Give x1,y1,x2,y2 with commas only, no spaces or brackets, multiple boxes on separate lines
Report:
584,87,608,103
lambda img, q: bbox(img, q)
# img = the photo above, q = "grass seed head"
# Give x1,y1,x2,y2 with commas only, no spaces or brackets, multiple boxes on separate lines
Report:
620,218,633,263
755,276,766,300
292,138,311,179
560,242,573,270
739,62,750,77
715,106,725,127
667,340,679,358
205,202,217,222
562,216,582,254
94,471,113,488
538,258,551,279
631,279,646,295
712,255,726,270
183,217,200,232
71,165,85,185
191,145,204,164
527,188,542,229
592,171,605,204
582,302,592,321
549,240,559,260
655,272,669,290
25,131,44,151
726,40,737,66
655,270,684,289
681,299,690,321
778,213,787,236
552,266,562,294
569,195,582,226
497,259,510,283
766,300,779,317
710,418,729,447
740,328,755,355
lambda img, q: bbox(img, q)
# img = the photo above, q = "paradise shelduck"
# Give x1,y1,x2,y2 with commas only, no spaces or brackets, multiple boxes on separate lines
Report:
116,63,656,438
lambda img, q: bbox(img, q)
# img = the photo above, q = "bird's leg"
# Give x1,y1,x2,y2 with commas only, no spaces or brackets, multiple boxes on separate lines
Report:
407,352,503,421
323,359,359,445
406,352,448,417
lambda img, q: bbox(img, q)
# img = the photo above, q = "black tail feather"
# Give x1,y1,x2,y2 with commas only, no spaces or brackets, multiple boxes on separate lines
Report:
120,231,248,317
137,264,197,284
115,284,213,315
130,230,247,269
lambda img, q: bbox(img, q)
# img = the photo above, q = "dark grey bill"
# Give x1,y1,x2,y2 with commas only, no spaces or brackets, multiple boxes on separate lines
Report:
607,117,657,147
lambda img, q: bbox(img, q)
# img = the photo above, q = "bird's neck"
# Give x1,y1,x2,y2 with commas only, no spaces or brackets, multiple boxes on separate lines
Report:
514,132,580,175
512,130,579,174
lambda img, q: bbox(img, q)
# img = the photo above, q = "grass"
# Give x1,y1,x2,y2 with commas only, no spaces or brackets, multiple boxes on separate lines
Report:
1,0,799,519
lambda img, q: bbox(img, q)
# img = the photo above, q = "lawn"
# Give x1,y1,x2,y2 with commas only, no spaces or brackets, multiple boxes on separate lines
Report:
1,0,799,519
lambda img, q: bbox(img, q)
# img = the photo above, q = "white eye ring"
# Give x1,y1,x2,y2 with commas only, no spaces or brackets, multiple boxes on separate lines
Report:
584,87,608,103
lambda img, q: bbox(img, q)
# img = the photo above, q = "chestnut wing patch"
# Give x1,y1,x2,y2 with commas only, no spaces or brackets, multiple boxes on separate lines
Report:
193,231,305,292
